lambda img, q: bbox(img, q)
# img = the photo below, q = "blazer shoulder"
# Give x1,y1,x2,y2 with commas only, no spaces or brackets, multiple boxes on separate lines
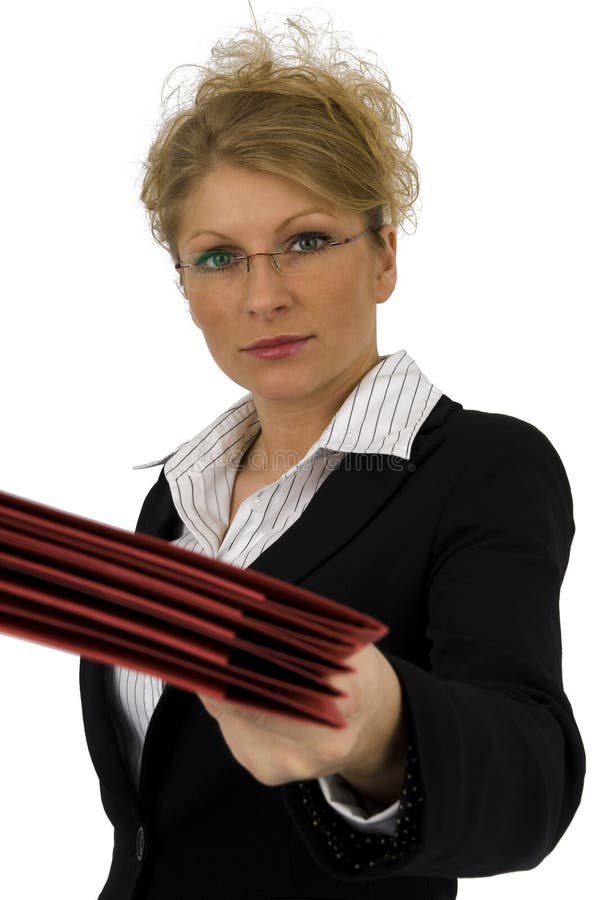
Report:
445,404,566,463
436,405,575,529
418,393,561,462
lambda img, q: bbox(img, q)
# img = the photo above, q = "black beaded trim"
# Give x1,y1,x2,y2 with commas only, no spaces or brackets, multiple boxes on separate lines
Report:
297,744,424,872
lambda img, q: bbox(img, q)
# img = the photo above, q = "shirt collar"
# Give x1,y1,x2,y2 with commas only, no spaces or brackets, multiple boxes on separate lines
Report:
134,349,442,476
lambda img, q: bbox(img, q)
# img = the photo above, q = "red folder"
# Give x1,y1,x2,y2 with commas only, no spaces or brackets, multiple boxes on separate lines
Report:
0,489,388,729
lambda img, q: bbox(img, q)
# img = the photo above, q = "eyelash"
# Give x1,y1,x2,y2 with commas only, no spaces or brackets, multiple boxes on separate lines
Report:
192,232,334,271
289,231,333,253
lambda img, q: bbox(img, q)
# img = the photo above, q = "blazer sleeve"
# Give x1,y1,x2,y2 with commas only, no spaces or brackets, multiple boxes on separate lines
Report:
284,415,586,881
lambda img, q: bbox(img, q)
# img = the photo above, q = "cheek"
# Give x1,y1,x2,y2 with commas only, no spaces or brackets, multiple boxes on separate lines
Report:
190,308,203,330
192,312,241,370
188,302,221,335
316,274,373,326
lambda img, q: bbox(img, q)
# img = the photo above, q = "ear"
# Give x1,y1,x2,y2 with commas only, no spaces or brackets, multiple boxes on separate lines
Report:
374,226,397,305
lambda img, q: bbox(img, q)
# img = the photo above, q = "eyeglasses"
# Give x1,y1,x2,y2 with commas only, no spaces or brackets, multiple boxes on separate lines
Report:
174,225,385,296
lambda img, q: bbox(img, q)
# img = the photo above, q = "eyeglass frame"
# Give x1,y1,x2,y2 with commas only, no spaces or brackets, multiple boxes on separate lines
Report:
174,224,387,277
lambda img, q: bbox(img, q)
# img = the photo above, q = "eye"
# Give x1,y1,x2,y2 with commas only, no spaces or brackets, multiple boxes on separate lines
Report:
288,232,333,254
192,250,237,273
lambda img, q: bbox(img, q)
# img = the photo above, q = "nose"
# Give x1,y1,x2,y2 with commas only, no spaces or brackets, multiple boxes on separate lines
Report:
244,251,282,274
242,252,291,318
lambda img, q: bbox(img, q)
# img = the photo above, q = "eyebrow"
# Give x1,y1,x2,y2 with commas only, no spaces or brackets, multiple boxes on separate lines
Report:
183,207,337,246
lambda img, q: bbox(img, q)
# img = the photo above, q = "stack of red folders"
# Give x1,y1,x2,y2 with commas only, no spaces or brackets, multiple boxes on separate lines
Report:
0,489,388,729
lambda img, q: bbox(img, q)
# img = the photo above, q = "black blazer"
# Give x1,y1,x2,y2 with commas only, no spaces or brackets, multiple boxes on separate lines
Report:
79,393,586,900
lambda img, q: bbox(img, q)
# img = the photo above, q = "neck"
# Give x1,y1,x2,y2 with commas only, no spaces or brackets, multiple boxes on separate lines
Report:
243,350,383,476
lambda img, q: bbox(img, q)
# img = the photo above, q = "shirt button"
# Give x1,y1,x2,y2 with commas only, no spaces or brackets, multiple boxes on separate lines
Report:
136,825,145,861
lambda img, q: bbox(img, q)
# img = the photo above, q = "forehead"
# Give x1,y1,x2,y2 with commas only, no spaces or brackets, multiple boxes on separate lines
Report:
178,165,353,248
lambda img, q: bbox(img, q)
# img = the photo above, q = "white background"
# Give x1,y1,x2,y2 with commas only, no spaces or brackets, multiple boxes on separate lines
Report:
0,1,599,896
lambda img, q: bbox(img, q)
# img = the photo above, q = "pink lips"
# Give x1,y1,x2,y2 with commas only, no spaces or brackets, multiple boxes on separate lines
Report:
243,334,311,350
243,337,312,359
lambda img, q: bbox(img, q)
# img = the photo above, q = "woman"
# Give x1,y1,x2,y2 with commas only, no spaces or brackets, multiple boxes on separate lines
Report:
79,15,585,900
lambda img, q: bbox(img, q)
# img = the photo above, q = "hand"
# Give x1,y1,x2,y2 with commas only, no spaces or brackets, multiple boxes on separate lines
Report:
197,642,408,801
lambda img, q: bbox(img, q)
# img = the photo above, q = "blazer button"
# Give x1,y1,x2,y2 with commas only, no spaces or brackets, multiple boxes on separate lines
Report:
136,825,145,861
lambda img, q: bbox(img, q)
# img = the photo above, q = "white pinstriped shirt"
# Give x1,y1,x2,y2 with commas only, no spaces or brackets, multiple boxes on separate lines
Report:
109,348,442,835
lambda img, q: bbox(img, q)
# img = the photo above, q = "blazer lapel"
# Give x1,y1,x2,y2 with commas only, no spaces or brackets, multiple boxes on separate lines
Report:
247,392,461,585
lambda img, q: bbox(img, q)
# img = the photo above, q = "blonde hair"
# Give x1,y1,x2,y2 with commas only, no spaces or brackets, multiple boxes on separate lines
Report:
139,12,419,262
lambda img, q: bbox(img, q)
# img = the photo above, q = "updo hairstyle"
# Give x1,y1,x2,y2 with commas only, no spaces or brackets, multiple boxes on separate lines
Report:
139,14,419,263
